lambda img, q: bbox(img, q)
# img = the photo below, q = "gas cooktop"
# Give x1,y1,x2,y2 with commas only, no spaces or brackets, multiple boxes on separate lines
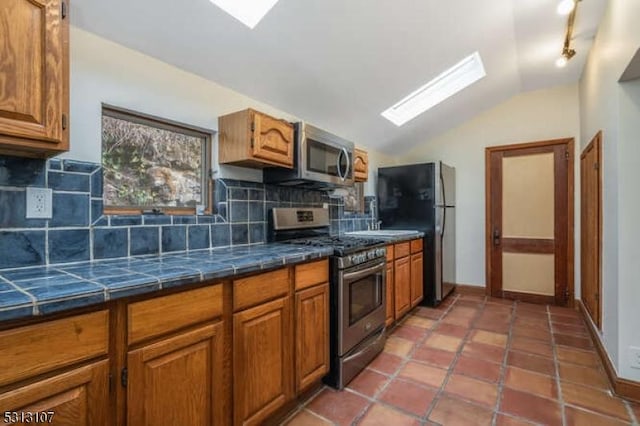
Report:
280,236,385,256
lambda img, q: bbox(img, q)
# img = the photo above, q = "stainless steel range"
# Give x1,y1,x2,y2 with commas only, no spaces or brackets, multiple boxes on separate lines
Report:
270,207,387,389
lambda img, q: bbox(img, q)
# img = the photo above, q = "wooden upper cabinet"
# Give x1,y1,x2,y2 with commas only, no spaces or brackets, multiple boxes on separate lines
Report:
410,252,424,308
127,322,225,426
295,283,329,392
353,148,369,182
0,0,70,157
218,108,294,169
233,296,294,425
0,360,110,426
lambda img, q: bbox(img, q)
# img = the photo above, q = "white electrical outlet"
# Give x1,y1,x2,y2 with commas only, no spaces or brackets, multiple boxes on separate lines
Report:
629,346,640,369
26,187,53,219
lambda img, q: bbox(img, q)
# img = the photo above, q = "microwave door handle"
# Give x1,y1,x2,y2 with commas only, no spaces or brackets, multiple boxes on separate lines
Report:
337,149,344,180
341,147,351,181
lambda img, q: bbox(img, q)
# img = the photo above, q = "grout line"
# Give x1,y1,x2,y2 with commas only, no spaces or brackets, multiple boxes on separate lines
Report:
549,305,568,426
491,298,516,426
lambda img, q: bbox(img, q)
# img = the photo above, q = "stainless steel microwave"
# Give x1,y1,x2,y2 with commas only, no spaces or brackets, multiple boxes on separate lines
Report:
263,123,355,189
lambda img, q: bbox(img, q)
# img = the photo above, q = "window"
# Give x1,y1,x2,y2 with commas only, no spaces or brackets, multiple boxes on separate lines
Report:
101,105,212,214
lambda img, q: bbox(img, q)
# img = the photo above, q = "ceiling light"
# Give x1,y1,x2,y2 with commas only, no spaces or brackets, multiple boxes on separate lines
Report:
557,0,575,16
381,52,487,126
209,0,280,29
555,56,568,68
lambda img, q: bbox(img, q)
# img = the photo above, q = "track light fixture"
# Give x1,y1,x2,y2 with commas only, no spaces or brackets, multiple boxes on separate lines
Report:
555,0,580,68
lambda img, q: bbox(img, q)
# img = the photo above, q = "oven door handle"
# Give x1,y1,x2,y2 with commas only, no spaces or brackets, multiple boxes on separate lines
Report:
342,262,385,281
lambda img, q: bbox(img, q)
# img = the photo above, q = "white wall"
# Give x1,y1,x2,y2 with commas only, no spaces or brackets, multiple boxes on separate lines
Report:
68,27,393,194
579,0,640,380
398,84,581,289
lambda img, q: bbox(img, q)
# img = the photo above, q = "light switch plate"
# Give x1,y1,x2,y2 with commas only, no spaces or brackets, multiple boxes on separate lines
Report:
629,346,640,369
26,187,53,219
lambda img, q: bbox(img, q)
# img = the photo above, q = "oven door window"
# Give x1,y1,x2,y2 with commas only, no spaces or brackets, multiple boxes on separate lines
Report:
307,139,348,177
349,274,382,326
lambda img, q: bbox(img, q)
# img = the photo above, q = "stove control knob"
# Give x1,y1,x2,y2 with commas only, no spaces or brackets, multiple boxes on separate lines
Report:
368,251,375,259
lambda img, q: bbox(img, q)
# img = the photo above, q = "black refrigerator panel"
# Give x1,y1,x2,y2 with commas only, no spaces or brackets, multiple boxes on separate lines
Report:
377,163,435,231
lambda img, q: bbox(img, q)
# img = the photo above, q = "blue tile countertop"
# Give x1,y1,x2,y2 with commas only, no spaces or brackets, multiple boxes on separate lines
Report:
345,231,426,243
0,244,333,322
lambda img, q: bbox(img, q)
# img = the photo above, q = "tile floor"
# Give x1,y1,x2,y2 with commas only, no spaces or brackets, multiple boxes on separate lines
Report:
282,293,640,426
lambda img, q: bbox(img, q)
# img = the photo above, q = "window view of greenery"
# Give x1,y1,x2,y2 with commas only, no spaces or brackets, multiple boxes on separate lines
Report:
101,110,208,209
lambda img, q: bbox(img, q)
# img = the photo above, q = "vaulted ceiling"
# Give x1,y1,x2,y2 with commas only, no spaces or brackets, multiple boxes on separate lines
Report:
71,0,606,154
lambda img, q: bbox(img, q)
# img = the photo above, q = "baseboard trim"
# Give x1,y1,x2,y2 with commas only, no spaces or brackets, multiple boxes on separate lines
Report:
578,300,640,402
454,284,486,296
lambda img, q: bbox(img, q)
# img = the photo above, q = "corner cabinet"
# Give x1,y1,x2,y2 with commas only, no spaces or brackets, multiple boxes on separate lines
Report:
353,148,369,182
218,108,294,169
0,0,70,157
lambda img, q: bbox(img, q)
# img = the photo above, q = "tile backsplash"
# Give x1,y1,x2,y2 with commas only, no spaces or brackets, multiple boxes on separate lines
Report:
0,156,376,269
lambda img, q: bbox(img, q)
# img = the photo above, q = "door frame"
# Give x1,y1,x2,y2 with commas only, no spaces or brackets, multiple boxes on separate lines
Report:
580,131,603,328
485,138,575,305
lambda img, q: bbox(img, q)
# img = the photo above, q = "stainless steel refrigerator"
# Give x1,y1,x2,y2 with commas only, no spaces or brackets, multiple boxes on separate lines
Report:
377,162,456,306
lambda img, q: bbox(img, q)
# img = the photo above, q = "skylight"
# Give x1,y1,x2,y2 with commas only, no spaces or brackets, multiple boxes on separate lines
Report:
381,52,487,126
210,0,280,29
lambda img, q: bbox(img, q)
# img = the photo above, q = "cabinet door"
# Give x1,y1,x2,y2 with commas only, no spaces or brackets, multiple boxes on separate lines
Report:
353,149,369,182
394,256,411,319
234,296,293,426
252,111,294,168
0,360,109,426
295,283,329,392
0,0,69,153
127,322,225,426
385,264,395,326
411,253,424,308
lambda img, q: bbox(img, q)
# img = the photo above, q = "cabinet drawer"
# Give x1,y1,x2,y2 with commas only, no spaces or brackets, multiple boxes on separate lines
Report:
0,311,109,386
395,242,410,258
128,285,222,345
411,239,423,254
234,268,291,311
386,245,394,262
295,259,329,291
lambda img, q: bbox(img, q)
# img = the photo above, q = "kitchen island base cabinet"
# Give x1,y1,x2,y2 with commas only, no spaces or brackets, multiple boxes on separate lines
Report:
234,297,294,426
295,283,329,392
127,322,225,426
410,253,424,308
0,360,109,426
394,256,411,319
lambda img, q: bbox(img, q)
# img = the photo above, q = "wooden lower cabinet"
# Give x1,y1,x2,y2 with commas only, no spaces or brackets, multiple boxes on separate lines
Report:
394,256,411,319
295,283,329,392
410,252,424,308
0,360,109,426
385,264,395,326
234,296,294,425
127,322,225,426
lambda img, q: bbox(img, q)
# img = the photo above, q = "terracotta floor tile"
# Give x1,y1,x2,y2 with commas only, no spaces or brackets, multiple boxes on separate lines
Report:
428,395,493,426
411,346,456,369
550,314,585,326
357,403,420,426
378,379,437,417
462,341,506,364
495,413,536,426
517,302,549,313
368,352,403,375
441,313,473,327
384,336,415,357
510,336,554,357
473,318,511,334
458,294,486,303
558,362,610,390
444,374,498,407
434,322,468,338
500,388,562,426
453,355,501,382
413,307,443,320
556,347,601,367
470,329,508,347
285,409,333,426
512,324,552,342
486,297,515,306
561,381,631,421
503,366,557,400
548,305,581,316
564,405,630,426
347,369,390,398
447,306,478,318
507,351,555,375
403,315,435,329
398,361,447,388
631,403,640,422
423,333,462,352
554,333,593,350
552,322,588,336
391,324,427,341
514,317,550,329
307,388,370,426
